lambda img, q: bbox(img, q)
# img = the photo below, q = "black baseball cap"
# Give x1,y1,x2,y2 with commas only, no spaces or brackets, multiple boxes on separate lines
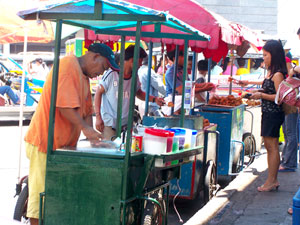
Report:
88,43,120,71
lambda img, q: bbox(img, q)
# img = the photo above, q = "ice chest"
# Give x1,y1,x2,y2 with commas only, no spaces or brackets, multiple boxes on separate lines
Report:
293,187,300,225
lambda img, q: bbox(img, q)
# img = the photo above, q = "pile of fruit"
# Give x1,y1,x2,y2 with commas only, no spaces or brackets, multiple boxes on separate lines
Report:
208,95,243,106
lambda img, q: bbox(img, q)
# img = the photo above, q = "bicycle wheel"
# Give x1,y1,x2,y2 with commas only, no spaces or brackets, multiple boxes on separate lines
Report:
13,184,28,221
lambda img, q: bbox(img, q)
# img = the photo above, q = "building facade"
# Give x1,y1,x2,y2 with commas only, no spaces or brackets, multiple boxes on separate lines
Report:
196,0,278,35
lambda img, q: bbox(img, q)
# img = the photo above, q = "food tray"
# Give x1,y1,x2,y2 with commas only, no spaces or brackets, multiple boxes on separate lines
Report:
205,104,236,108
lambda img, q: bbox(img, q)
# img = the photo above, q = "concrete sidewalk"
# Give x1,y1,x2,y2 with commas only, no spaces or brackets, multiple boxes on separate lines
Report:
185,149,300,225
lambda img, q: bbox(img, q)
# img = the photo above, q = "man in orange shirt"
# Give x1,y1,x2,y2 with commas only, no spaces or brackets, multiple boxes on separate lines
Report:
24,43,119,225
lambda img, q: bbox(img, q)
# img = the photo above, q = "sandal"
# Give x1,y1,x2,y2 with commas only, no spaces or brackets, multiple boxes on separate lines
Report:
257,183,280,192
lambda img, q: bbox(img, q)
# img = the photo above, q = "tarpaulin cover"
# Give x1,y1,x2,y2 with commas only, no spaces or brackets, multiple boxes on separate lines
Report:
18,0,210,46
0,0,54,44
87,0,263,61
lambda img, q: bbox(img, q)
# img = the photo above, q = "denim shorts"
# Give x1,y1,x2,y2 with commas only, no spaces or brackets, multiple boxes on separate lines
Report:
261,112,285,138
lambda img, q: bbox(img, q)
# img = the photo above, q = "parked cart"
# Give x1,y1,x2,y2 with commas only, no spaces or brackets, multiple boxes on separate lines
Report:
193,104,245,179
142,116,219,203
17,1,211,224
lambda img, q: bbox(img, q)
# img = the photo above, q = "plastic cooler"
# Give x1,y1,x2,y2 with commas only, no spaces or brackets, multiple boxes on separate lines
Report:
143,128,174,166
293,187,300,225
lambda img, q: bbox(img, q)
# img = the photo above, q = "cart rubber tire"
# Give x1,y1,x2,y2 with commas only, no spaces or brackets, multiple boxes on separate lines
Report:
243,132,256,164
143,215,152,225
232,148,243,174
13,184,28,221
142,195,165,225
204,160,217,204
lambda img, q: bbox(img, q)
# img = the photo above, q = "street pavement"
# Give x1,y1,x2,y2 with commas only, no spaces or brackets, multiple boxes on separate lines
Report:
185,148,299,225
1,123,299,225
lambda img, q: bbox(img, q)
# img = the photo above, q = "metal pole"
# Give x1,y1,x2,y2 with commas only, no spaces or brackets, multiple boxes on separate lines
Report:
229,53,234,95
116,35,126,137
46,20,62,158
190,52,197,115
206,58,212,102
180,40,189,127
17,26,28,184
162,49,166,75
144,41,153,116
191,52,197,81
122,21,142,223
171,45,179,115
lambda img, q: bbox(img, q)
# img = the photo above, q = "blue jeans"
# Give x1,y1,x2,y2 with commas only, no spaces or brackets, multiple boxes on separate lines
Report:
281,112,299,169
0,86,19,104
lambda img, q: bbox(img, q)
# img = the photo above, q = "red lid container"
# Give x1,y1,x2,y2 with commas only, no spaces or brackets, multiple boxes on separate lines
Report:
145,128,174,137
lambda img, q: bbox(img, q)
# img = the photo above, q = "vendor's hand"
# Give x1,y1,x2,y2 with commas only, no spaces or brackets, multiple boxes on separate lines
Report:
82,126,102,142
195,82,215,92
250,92,262,100
155,97,165,106
95,116,104,132
228,77,248,87
206,82,216,91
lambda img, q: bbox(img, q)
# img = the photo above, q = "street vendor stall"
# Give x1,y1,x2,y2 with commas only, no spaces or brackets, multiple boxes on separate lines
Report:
17,0,211,224
84,0,264,201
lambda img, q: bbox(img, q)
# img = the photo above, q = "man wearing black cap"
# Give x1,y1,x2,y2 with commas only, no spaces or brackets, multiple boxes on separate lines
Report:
94,45,165,140
24,43,118,225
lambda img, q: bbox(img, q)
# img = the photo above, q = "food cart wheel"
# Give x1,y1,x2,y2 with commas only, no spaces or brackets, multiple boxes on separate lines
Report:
242,132,256,165
142,190,166,225
204,160,217,203
232,149,243,174
13,184,28,222
143,200,165,225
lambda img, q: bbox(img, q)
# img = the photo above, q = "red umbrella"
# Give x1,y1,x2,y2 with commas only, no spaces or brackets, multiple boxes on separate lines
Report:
0,0,54,44
86,0,263,61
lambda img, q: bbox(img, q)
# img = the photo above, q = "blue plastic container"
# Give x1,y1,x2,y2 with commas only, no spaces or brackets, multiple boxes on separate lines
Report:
293,187,300,225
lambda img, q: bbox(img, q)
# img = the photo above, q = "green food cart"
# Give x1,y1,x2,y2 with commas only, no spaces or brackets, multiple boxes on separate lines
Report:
18,1,210,224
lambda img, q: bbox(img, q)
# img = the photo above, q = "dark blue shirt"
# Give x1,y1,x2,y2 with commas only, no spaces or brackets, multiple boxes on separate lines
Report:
165,64,185,96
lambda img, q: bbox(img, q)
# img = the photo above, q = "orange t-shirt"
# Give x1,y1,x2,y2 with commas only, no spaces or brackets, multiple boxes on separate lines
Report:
25,55,93,153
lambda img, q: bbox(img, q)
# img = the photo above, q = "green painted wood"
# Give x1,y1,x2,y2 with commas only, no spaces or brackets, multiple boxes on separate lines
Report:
94,29,207,41
180,40,189,127
171,45,179,115
144,41,153,116
121,21,142,225
154,23,161,33
44,156,123,225
25,13,166,21
93,1,103,20
116,36,126,138
75,39,82,57
47,19,62,159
